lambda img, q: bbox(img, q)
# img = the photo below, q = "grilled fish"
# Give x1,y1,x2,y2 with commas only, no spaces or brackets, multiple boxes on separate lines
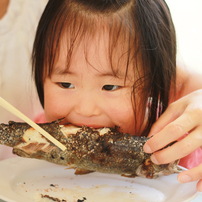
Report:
0,120,181,178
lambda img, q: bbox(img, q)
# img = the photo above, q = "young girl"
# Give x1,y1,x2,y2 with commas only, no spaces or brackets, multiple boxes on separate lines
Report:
32,0,202,191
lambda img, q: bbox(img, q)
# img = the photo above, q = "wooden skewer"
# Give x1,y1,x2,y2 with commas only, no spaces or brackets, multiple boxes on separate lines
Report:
0,97,66,151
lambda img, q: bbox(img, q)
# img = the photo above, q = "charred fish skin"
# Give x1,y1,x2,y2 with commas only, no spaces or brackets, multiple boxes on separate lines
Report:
0,121,30,147
0,120,181,178
12,125,150,176
60,127,150,175
0,120,66,147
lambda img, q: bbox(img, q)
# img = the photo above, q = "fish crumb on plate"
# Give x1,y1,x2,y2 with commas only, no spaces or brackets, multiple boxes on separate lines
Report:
35,194,87,202
35,193,66,202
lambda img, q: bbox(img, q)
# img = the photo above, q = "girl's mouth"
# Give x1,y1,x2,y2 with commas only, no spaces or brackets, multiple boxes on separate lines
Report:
65,123,108,129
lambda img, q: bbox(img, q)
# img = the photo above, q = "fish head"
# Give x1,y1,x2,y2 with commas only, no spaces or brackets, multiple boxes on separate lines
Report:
135,157,181,179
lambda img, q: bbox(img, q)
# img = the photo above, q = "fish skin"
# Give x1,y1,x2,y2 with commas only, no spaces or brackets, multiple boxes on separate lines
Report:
0,120,181,178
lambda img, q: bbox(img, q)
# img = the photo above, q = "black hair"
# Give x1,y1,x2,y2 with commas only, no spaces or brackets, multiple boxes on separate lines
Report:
32,0,176,136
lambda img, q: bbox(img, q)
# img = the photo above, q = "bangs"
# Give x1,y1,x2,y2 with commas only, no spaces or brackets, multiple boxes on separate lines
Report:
43,5,142,83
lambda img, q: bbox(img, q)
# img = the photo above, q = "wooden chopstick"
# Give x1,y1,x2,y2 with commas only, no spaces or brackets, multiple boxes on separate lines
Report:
0,97,66,151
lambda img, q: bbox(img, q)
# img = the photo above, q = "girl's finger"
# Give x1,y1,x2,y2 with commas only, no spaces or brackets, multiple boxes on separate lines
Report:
150,126,202,164
148,101,186,137
197,179,202,192
144,109,200,154
178,164,202,192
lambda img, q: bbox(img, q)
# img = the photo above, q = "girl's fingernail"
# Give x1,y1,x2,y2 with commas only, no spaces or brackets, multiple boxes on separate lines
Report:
151,155,158,164
198,184,202,192
178,175,192,183
144,144,152,153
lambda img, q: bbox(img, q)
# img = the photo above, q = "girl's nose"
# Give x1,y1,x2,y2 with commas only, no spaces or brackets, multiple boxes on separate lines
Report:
74,93,101,117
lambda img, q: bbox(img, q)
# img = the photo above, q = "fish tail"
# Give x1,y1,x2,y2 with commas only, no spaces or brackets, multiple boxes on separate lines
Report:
0,121,30,147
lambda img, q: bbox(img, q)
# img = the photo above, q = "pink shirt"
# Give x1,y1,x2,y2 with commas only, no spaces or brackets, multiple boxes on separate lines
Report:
34,113,202,169
179,148,202,169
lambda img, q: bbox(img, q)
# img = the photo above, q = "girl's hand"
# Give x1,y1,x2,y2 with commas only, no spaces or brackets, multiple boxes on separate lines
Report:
143,89,202,192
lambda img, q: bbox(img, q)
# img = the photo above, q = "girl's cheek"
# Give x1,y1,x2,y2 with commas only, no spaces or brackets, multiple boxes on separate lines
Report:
44,86,65,121
44,96,66,122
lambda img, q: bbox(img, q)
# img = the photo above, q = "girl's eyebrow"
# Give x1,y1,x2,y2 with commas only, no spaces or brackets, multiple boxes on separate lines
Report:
52,67,74,75
95,71,126,79
95,72,117,77
53,66,124,78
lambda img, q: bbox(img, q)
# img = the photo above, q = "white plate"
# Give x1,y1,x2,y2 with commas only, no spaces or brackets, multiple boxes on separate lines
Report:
0,157,199,202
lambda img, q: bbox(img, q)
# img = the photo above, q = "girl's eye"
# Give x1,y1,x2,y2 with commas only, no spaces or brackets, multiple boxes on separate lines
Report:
102,85,120,91
58,82,74,89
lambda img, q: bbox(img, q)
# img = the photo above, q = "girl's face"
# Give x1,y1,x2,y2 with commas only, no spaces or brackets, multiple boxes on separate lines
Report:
43,32,142,135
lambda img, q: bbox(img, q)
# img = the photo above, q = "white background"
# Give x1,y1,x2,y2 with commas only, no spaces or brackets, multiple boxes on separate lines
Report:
166,0,202,73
